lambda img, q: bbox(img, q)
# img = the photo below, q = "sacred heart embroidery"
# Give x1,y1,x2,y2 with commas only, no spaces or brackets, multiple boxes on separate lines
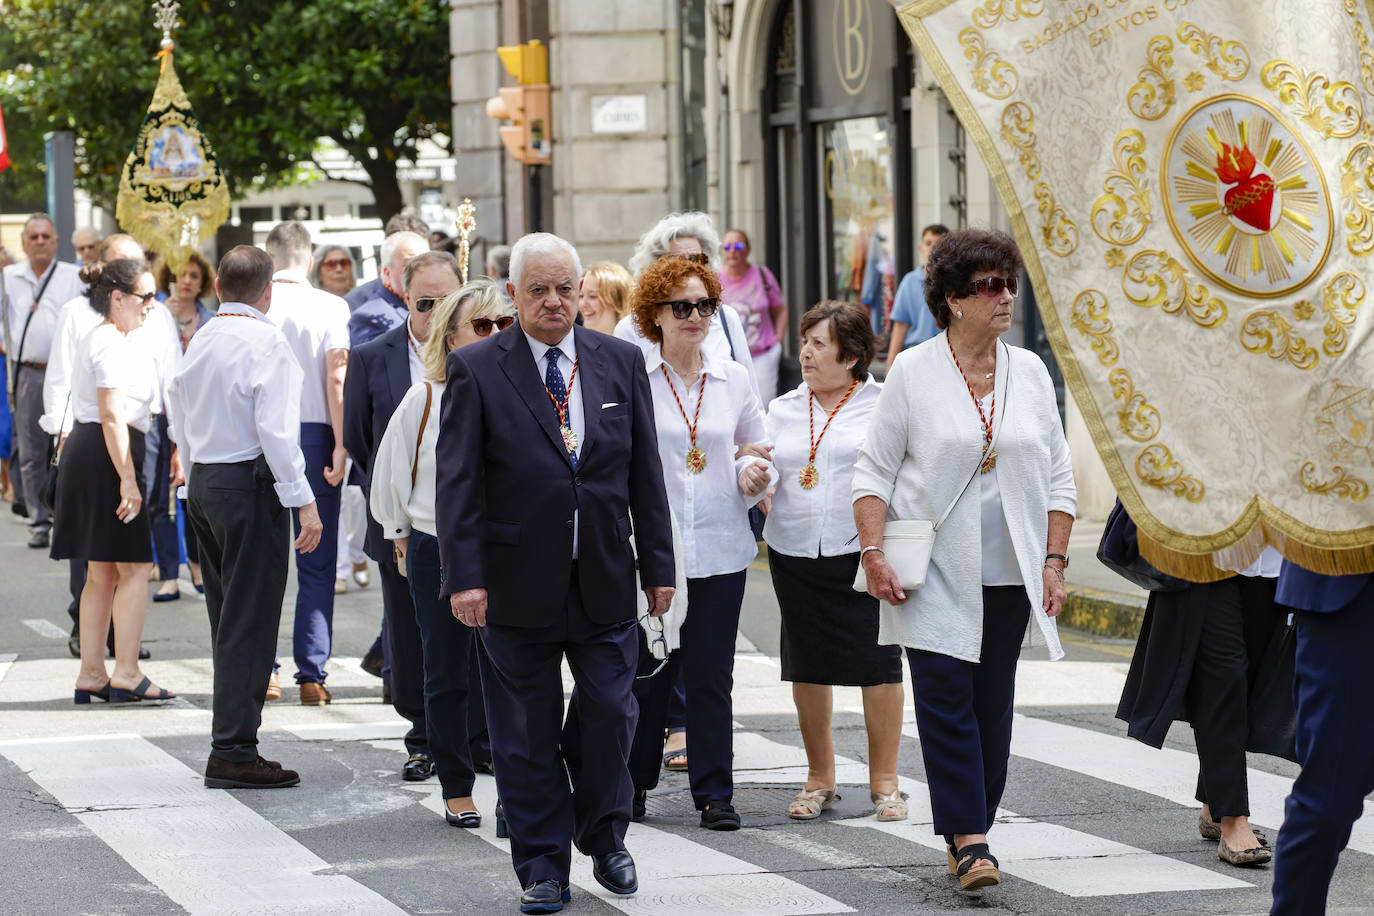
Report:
1216,143,1277,232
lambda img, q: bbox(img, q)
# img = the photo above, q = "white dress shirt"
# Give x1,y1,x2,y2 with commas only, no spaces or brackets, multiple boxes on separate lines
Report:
43,298,180,434
646,344,775,578
267,270,350,425
2,260,85,363
763,376,880,558
168,302,314,508
370,379,442,539
614,303,763,405
70,323,156,433
407,319,426,386
851,333,1076,662
524,326,584,555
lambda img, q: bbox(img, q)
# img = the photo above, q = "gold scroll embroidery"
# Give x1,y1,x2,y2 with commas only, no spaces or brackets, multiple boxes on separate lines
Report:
1320,271,1364,356
1035,183,1079,256
1128,37,1176,121
1122,249,1229,327
1177,23,1250,82
1070,289,1120,366
1240,309,1320,370
1261,61,1362,140
1109,369,1162,442
1137,443,1205,501
1300,461,1370,501
1091,130,1152,246
959,28,1018,99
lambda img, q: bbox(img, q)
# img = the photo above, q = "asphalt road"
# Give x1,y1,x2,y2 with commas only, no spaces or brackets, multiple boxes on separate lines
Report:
2,509,1372,915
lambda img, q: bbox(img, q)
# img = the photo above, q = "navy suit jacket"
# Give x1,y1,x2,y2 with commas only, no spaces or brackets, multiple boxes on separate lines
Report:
344,276,383,313
435,323,674,628
342,321,412,562
1275,560,1371,613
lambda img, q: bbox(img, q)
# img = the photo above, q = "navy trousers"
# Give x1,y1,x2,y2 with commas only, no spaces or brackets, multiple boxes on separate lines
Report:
907,585,1030,841
290,423,342,684
142,413,180,581
629,570,747,809
478,570,639,887
378,556,428,755
405,530,476,799
1271,579,1374,916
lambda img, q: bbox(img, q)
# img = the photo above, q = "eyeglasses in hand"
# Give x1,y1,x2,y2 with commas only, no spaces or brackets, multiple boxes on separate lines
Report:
636,612,668,679
659,297,719,320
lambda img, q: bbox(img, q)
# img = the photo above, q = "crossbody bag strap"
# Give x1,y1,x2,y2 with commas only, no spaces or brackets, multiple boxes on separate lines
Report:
410,382,432,489
933,342,1012,532
11,266,57,399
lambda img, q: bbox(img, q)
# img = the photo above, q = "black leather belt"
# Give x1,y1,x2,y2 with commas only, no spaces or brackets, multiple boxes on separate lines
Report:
18,360,47,370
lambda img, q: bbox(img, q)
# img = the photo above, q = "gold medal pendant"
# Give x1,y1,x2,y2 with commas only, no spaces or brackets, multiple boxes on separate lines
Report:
798,463,820,490
560,425,578,454
980,449,998,474
686,446,707,474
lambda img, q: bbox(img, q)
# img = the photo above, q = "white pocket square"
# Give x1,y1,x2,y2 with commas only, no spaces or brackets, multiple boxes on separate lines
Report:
601,402,620,409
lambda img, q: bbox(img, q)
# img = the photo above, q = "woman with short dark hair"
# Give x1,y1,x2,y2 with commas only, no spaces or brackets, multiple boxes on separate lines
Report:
53,258,176,704
852,229,1074,891
763,301,905,822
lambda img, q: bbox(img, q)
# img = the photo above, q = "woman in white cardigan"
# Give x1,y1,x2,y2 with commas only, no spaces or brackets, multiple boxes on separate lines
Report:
371,278,514,830
852,229,1075,892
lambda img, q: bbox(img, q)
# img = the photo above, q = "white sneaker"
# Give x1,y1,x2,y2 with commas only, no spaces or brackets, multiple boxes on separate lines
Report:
334,578,348,595
352,563,370,588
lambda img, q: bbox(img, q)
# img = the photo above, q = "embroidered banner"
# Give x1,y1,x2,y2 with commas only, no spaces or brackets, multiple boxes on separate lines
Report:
892,0,1374,576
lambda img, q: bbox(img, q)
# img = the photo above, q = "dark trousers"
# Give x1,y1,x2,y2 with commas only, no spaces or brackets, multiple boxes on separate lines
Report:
180,498,199,563
14,368,50,531
629,571,747,809
907,585,1030,840
378,557,428,754
142,413,179,581
1271,581,1374,916
478,573,639,887
291,424,341,684
187,460,290,763
1189,576,1281,818
405,530,475,799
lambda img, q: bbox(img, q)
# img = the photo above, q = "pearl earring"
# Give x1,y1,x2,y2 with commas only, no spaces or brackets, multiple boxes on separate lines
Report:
955,309,964,319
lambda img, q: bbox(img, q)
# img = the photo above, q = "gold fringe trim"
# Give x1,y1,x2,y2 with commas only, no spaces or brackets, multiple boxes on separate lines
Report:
1138,528,1234,582
1140,521,1374,579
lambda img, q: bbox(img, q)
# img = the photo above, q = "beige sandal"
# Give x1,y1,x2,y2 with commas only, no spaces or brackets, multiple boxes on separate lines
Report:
871,788,907,822
788,787,839,820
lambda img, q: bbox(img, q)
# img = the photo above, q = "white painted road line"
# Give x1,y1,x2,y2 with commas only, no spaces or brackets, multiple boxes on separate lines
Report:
295,721,853,914
0,652,15,683
21,618,69,639
0,734,407,916
1009,713,1374,856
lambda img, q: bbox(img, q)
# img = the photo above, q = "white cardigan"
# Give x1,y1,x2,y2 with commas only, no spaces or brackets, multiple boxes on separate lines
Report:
851,332,1076,662
370,379,441,540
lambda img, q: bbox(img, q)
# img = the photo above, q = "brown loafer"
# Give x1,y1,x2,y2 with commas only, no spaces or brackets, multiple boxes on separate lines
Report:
265,672,282,702
204,755,300,789
299,682,331,706
1218,837,1272,867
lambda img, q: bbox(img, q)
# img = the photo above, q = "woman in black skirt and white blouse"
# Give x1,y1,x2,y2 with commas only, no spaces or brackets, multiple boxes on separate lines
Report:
53,258,176,704
763,301,905,822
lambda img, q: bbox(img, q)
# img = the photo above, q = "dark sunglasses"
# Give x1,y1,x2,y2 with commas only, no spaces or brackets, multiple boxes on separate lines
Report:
121,289,157,305
321,258,351,270
674,252,710,265
966,276,1018,299
660,297,719,320
722,242,747,252
469,315,515,336
415,296,439,313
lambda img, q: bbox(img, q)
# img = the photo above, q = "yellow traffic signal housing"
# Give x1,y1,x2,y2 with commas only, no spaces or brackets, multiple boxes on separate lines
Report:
486,41,552,165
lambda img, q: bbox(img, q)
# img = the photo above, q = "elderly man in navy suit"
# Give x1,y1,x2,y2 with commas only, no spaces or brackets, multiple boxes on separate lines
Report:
436,232,674,914
343,251,462,782
1270,564,1374,915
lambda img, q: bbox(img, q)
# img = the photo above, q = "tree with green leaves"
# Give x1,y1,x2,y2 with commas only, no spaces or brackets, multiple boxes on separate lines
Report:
0,0,452,221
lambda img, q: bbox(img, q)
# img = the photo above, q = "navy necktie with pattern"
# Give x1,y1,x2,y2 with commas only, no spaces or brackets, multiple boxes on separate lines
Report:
546,348,576,468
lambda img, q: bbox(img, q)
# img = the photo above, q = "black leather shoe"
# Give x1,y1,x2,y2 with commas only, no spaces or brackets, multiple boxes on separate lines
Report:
12,500,27,518
700,801,741,831
401,752,434,781
592,849,638,895
519,880,570,914
204,755,300,789
67,634,80,658
359,648,384,679
27,529,49,549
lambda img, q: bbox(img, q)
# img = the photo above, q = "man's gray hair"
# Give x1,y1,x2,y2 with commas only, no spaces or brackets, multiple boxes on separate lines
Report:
509,233,583,290
380,230,428,269
402,250,461,291
265,221,313,270
627,211,721,277
486,244,512,279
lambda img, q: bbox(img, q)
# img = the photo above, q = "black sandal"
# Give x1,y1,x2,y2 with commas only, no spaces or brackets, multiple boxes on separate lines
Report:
953,843,1000,891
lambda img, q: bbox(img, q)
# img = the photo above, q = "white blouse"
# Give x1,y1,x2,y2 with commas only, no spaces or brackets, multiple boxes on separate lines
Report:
851,332,1076,662
370,379,441,539
70,322,156,434
763,376,880,558
645,345,776,578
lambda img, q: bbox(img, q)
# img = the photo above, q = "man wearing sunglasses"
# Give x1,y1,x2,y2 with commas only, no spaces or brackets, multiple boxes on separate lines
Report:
265,222,352,706
344,250,462,783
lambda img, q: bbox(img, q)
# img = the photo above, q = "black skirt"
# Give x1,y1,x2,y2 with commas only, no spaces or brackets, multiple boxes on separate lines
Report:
49,421,152,563
769,547,904,686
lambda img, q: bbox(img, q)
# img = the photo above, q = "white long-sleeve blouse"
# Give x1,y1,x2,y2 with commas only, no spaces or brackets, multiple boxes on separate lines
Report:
851,332,1076,662
370,379,441,540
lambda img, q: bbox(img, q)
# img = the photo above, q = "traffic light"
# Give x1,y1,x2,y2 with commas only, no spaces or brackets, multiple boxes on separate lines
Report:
486,40,552,166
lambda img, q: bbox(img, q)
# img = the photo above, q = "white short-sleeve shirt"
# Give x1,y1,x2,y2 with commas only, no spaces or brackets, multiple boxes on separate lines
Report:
71,322,156,433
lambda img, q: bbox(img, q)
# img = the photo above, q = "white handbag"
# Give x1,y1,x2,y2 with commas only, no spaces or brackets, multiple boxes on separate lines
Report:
853,352,1008,593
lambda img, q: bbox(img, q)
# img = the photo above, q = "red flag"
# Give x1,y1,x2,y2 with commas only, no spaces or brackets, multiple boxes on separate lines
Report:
0,100,9,173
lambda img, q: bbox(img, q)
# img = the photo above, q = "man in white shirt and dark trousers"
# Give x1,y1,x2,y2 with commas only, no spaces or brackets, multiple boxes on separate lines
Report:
2,213,86,548
169,246,324,788
265,222,351,706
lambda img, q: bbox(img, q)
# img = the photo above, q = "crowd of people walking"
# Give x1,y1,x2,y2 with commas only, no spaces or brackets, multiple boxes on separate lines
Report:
2,207,1369,916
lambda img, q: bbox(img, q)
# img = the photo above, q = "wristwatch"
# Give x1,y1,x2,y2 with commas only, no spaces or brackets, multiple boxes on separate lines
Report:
1045,552,1069,569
